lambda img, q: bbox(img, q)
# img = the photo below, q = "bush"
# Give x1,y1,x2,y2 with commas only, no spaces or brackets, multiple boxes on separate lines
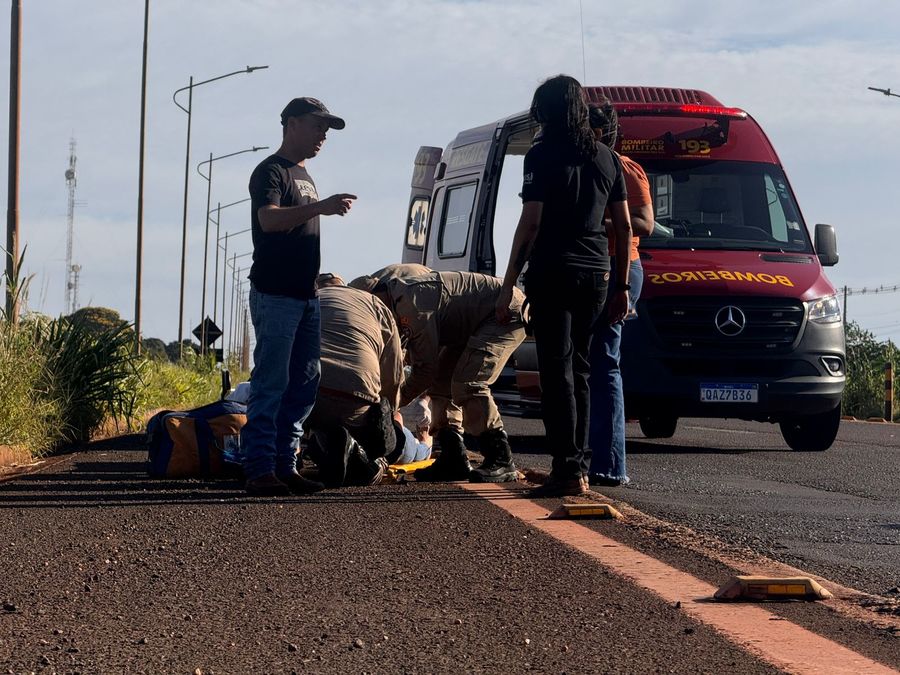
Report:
141,337,168,360
65,306,129,338
843,321,897,420
0,325,65,457
37,317,143,443
165,339,200,362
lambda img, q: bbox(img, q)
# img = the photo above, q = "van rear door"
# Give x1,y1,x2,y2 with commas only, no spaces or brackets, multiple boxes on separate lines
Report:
401,146,443,264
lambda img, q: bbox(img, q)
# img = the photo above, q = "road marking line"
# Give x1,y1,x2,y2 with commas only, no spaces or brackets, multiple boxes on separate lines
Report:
463,484,897,675
608,500,900,633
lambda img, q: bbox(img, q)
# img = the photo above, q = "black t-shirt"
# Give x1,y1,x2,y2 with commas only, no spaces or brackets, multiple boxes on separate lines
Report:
248,154,320,299
520,140,626,273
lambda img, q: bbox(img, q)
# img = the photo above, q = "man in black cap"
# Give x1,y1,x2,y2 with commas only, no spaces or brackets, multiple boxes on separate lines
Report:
240,97,357,496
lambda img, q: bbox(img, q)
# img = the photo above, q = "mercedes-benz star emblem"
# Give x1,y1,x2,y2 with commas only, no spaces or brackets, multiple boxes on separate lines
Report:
715,305,747,336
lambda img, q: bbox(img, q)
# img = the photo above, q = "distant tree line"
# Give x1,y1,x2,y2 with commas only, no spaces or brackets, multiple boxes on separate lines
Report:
65,307,200,362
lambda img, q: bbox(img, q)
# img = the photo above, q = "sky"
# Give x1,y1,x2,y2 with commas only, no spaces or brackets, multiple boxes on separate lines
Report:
1,0,900,344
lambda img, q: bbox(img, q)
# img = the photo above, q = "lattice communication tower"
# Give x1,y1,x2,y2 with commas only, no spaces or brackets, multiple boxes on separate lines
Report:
64,139,80,314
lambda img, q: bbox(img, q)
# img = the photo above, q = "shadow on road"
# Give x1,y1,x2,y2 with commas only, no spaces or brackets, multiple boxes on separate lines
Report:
1,428,774,511
626,440,766,455
0,454,534,510
511,435,769,456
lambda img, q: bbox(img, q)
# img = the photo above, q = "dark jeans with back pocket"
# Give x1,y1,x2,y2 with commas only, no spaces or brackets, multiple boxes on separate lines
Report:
525,267,609,480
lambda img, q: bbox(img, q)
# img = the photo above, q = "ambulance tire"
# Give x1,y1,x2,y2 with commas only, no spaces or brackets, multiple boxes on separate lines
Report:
639,415,678,439
779,405,840,452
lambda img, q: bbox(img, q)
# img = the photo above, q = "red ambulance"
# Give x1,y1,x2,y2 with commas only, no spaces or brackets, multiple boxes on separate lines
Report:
400,87,844,451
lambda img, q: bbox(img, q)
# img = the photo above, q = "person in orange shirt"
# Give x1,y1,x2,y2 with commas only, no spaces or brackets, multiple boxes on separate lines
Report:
587,101,655,487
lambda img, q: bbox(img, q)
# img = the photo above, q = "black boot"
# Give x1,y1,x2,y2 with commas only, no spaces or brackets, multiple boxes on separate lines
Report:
345,437,388,486
471,429,518,483
415,428,473,482
308,428,352,488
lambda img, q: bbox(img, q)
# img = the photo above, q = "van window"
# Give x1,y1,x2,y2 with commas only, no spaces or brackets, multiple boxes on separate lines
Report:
641,160,812,252
439,182,477,257
765,174,789,242
405,197,429,249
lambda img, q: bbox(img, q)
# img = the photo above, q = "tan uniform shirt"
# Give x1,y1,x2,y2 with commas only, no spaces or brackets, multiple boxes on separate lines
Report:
318,286,404,410
370,263,431,284
386,271,524,403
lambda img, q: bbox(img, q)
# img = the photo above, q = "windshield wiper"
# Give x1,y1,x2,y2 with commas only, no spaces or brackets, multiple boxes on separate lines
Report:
643,239,724,250
724,244,801,253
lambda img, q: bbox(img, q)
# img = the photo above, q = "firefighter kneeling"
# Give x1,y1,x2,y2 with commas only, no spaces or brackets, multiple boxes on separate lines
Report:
303,275,407,487
366,271,527,483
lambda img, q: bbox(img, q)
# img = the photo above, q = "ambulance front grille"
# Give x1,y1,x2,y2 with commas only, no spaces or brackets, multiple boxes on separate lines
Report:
644,297,805,353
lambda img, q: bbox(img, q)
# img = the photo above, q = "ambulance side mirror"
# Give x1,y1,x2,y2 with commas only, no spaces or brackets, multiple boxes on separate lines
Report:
814,223,838,267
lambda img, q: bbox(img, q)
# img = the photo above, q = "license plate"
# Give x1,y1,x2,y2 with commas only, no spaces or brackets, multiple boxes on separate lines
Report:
699,383,759,403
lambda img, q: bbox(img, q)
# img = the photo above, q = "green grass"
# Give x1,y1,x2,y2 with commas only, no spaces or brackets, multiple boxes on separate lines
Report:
132,355,239,421
1,299,246,458
0,325,65,457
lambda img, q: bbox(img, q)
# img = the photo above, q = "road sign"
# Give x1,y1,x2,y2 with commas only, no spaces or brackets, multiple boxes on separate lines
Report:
192,316,222,347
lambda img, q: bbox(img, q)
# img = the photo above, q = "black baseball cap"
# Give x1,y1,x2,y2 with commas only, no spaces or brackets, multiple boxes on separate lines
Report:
280,97,345,130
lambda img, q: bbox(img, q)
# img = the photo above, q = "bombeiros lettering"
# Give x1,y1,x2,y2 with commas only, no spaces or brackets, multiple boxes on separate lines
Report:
648,271,794,287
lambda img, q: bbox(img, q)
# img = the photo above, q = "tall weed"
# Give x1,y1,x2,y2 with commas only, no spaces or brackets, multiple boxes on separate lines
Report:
0,326,65,456
37,318,143,442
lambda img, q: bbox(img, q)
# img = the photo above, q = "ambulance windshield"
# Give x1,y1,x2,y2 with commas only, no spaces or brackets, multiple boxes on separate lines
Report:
639,160,813,253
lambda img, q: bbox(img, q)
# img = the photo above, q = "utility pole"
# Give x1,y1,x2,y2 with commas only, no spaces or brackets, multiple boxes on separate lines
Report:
5,0,22,323
842,284,848,327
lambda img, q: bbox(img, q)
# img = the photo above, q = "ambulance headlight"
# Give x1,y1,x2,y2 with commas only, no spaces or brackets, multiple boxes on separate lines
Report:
808,295,841,324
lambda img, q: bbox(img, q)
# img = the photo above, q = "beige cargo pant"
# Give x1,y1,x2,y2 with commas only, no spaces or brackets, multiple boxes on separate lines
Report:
429,297,526,437
305,391,371,430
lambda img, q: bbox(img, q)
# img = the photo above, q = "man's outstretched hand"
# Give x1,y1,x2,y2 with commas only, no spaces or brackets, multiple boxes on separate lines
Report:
319,193,357,216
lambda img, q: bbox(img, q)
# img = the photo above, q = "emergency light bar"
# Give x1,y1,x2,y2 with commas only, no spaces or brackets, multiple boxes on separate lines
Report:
616,103,747,119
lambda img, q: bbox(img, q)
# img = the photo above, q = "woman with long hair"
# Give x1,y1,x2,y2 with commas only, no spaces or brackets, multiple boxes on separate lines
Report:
496,75,632,496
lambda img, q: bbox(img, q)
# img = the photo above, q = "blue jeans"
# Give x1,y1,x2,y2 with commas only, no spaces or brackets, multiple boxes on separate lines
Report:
587,259,644,482
241,286,321,481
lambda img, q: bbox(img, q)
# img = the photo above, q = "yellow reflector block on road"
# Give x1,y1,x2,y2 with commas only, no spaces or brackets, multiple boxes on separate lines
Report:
546,503,623,520
714,576,833,601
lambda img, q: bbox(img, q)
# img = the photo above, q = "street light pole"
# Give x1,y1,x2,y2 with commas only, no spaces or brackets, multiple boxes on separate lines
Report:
134,0,150,353
213,202,221,323
196,147,266,354
172,64,268,357
225,252,251,359
217,223,251,331
207,197,251,324
200,152,213,354
229,259,237,355
175,76,192,357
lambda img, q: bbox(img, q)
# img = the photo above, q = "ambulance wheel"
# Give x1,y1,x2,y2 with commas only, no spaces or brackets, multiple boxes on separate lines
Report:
779,405,840,452
639,415,678,439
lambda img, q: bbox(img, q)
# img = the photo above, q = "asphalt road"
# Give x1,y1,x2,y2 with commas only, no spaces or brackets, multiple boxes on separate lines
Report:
0,437,781,674
506,415,900,598
0,418,898,674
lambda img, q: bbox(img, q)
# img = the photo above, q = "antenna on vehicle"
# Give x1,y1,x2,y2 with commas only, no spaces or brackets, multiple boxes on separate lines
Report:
579,0,587,82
